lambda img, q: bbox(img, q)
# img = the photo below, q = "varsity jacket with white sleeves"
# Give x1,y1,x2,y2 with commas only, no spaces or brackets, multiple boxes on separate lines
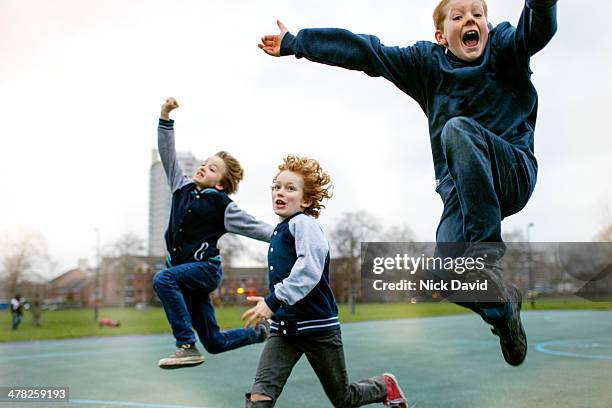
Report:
264,212,339,336
158,118,274,266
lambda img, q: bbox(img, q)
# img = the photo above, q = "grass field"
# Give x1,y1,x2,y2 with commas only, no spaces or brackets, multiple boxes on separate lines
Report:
2,299,612,342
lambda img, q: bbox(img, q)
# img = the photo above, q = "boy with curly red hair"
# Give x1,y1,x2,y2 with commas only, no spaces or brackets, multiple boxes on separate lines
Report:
241,156,408,407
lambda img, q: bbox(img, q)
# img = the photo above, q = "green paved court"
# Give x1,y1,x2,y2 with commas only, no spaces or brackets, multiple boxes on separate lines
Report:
1,311,611,408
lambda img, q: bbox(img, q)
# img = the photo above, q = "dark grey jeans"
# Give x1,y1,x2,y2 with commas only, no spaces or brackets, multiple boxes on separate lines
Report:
245,330,387,407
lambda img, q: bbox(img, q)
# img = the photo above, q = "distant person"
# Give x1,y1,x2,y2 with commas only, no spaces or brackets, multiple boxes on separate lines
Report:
242,156,408,407
258,0,559,366
10,294,23,331
153,97,275,369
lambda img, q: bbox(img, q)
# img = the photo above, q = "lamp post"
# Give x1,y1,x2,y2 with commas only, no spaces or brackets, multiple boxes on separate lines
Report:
94,228,101,322
526,222,535,309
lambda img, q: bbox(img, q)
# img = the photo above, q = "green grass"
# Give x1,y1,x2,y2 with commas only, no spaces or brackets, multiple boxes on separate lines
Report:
2,299,611,342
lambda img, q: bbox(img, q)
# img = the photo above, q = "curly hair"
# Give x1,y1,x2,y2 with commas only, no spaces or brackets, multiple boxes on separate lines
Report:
276,155,333,219
433,0,488,32
215,151,244,195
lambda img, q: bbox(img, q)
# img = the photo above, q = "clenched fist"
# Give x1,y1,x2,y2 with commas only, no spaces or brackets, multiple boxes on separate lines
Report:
160,97,179,120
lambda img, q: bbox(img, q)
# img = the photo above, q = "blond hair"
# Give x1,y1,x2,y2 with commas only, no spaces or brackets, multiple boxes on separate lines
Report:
276,155,332,219
433,0,488,32
215,151,243,195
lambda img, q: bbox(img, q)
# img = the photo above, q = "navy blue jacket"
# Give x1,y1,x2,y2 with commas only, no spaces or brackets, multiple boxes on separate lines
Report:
264,213,339,336
280,0,557,185
158,119,274,266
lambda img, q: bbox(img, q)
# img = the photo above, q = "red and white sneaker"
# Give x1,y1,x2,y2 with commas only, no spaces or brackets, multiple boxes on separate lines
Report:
383,373,407,407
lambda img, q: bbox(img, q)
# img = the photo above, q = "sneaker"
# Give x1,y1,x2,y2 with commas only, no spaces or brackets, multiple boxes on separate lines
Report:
257,319,271,341
491,283,527,366
158,343,204,369
383,373,407,408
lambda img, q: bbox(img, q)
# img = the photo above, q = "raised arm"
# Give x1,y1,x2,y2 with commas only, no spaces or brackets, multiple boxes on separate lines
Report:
157,98,191,193
259,20,424,99
224,202,275,242
498,0,557,63
264,215,328,312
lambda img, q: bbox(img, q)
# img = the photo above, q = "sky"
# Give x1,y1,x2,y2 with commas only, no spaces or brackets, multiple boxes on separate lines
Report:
1,0,611,276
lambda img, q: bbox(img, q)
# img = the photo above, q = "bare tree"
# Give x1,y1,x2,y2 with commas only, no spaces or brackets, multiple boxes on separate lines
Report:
594,195,612,242
594,225,612,242
380,225,416,242
0,230,53,297
502,228,526,243
330,211,380,314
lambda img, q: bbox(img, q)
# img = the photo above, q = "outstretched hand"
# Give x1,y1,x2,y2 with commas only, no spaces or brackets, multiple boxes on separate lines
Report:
258,20,289,57
160,97,179,120
241,296,273,328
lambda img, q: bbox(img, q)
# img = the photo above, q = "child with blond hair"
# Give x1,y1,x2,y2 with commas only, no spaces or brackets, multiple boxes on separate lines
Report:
258,0,559,366
153,97,274,369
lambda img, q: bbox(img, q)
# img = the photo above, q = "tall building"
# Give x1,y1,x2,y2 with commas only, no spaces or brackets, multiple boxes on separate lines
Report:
148,149,202,256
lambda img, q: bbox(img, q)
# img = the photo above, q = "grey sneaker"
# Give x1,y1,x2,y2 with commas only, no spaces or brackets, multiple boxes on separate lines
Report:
257,319,271,341
491,283,527,366
158,343,204,369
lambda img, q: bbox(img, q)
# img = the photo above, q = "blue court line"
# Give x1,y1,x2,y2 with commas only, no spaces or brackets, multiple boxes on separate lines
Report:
70,399,210,408
535,339,612,361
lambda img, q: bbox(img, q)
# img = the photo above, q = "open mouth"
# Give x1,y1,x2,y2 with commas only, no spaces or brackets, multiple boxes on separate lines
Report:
462,30,479,48
275,199,286,208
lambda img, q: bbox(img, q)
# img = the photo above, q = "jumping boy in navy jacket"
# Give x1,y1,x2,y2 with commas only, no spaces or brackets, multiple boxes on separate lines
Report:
153,97,274,369
242,156,408,407
258,0,558,366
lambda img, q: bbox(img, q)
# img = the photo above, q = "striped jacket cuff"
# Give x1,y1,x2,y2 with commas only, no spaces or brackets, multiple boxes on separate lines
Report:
159,118,174,129
265,294,283,313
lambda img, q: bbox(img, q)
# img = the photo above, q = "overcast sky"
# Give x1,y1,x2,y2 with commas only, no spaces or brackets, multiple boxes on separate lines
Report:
1,0,611,275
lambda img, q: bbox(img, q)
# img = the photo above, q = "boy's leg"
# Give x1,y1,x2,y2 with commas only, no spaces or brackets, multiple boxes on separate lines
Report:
300,330,389,407
246,334,302,407
436,116,535,303
190,293,267,354
153,262,218,347
436,116,534,365
11,314,20,330
439,116,536,253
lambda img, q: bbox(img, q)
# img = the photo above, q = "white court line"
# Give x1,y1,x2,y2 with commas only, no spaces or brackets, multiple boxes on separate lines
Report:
70,399,211,408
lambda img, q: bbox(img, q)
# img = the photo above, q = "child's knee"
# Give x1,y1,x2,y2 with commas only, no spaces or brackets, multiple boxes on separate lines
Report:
443,116,477,134
153,269,172,290
441,116,483,153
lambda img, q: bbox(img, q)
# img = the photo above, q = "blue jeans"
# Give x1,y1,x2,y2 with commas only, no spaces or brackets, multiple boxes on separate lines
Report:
434,117,536,324
11,314,22,330
153,260,263,352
